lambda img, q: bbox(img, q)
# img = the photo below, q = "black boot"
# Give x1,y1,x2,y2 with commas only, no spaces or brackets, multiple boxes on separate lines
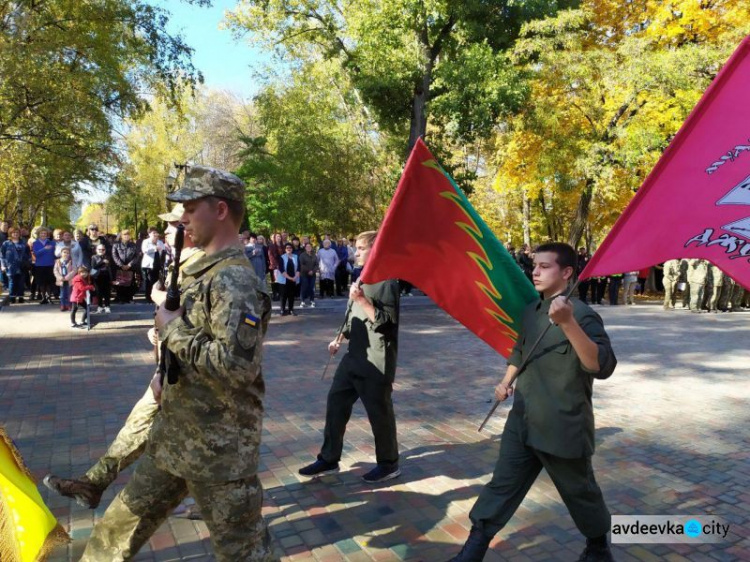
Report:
578,537,614,561
448,526,492,562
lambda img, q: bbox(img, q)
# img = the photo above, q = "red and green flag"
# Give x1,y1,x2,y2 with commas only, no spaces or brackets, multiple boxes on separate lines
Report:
360,139,539,357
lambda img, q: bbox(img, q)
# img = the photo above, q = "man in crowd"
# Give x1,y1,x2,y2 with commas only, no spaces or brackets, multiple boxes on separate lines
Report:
450,242,617,562
299,231,402,483
140,227,165,304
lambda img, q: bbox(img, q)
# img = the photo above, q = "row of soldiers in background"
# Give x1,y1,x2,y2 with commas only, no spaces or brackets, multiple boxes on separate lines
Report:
662,258,748,313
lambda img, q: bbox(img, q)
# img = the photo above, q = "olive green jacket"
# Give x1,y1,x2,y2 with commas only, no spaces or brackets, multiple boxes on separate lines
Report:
341,279,400,382
508,296,616,459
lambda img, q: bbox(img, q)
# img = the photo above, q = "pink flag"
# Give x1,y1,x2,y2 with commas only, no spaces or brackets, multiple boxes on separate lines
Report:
581,36,750,290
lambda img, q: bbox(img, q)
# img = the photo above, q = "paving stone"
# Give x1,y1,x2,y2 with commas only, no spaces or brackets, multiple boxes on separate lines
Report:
2,300,747,560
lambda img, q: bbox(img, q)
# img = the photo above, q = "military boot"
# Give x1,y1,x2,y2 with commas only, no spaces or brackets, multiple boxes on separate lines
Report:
43,474,103,509
448,526,492,562
577,538,615,561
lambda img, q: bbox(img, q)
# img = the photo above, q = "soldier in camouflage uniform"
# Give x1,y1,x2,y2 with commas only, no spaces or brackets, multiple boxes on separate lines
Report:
730,277,746,312
718,275,736,312
687,259,708,313
678,259,690,309
704,264,724,313
80,166,276,562
44,205,204,510
661,259,680,310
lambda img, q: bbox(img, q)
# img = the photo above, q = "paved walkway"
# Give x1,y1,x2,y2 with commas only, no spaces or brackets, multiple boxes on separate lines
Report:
0,298,748,561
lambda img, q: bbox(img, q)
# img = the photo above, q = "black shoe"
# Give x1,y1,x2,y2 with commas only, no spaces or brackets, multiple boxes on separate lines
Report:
18,297,24,303
290,310,297,316
578,540,615,562
298,458,339,478
448,526,492,562
362,463,401,483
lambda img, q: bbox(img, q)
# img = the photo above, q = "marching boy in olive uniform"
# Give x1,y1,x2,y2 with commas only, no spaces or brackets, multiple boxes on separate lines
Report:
298,230,401,483
451,243,617,562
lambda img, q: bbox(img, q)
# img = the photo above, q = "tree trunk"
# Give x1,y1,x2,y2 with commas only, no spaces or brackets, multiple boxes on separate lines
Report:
568,181,593,248
407,62,433,156
522,191,531,247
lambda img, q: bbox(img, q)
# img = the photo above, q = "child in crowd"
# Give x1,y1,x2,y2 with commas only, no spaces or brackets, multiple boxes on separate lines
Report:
54,247,76,311
70,266,95,328
91,244,112,313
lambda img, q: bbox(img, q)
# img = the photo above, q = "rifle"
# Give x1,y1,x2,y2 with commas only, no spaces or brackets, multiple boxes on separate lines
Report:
157,224,185,385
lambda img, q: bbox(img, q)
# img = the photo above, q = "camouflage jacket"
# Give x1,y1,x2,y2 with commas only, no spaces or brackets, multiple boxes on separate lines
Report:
149,246,271,481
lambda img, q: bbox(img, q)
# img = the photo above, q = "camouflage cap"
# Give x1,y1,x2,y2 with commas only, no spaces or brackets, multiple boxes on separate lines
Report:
158,203,185,223
167,166,245,203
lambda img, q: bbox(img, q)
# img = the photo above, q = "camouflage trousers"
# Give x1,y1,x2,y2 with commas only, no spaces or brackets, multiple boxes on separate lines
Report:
85,385,158,490
689,283,704,311
662,277,678,309
80,453,278,562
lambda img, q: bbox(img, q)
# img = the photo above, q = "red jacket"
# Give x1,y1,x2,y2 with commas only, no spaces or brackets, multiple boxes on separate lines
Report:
70,274,95,304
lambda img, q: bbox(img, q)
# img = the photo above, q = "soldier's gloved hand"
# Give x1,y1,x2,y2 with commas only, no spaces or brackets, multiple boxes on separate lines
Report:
150,372,163,404
494,381,514,402
328,340,341,356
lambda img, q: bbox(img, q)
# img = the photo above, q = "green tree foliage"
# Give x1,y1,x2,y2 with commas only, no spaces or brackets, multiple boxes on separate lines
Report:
235,61,396,235
0,0,206,226
228,0,573,155
493,2,750,248
108,86,258,232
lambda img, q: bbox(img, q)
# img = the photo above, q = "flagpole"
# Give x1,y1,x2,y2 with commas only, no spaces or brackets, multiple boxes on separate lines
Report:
321,280,361,381
478,278,581,432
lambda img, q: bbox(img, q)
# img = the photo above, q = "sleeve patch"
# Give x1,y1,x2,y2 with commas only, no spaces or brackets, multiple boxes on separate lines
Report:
244,313,260,328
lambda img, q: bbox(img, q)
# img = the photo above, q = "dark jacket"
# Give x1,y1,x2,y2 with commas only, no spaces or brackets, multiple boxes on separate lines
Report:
508,296,616,459
112,241,139,270
342,279,400,382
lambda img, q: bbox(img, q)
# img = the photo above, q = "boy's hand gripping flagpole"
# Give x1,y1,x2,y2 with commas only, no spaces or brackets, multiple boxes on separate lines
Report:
478,280,580,432
321,279,361,381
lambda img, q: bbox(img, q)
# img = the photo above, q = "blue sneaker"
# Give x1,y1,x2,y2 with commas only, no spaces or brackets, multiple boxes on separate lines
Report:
362,463,401,483
298,458,339,478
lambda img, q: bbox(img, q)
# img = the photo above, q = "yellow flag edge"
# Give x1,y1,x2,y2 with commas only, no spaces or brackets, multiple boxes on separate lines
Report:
0,428,70,562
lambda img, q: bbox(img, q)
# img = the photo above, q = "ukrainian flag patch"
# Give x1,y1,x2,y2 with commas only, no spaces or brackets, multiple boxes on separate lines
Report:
244,313,260,328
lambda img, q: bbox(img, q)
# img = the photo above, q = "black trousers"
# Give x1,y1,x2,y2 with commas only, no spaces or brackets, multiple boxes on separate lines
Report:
95,275,111,307
280,282,296,312
335,266,349,296
142,267,157,303
578,280,590,303
319,278,334,298
320,359,399,466
469,412,610,539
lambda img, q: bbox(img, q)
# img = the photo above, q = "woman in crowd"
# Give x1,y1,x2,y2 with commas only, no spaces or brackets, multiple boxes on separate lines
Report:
91,244,112,313
317,238,338,298
32,227,57,304
72,230,85,269
268,232,283,301
54,246,76,311
112,229,139,304
299,242,319,308
0,227,31,304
